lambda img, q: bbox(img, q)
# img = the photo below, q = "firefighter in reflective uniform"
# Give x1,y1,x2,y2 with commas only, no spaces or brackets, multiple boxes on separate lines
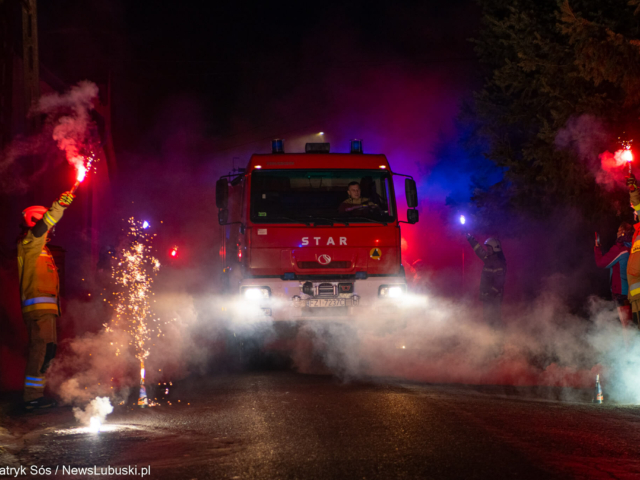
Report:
18,192,74,410
594,223,632,327
626,173,640,328
466,234,506,327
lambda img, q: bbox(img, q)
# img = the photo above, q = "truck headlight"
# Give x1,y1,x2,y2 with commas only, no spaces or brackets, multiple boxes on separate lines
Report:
241,287,271,301
378,284,406,298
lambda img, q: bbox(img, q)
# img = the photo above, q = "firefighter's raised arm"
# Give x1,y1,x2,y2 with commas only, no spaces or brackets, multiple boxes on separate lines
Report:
28,192,75,238
466,233,489,261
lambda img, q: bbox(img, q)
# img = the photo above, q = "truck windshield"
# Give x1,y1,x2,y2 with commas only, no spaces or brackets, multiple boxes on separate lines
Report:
250,169,396,224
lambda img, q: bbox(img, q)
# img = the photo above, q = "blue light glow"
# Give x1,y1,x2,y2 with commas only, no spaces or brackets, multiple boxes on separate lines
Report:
142,221,150,229
459,215,466,225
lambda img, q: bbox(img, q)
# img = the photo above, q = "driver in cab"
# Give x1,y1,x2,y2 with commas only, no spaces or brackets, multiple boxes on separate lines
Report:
339,181,379,213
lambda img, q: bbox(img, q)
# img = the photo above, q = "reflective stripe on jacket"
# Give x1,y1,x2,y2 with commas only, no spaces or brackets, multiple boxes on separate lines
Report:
627,190,640,299
17,201,65,315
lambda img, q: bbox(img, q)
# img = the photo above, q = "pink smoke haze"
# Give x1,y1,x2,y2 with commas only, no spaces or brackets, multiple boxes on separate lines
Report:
36,81,99,179
596,149,631,189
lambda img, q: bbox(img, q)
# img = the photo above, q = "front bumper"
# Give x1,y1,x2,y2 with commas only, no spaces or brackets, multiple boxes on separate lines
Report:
235,277,408,322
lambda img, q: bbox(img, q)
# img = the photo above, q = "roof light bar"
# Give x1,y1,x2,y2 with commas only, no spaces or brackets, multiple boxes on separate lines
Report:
305,142,330,154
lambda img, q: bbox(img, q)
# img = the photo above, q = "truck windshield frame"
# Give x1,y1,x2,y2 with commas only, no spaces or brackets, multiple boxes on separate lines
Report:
249,169,397,224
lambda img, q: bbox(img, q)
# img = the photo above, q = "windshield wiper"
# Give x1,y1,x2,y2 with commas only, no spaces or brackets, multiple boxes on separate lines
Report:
260,216,312,226
340,216,388,226
297,215,348,226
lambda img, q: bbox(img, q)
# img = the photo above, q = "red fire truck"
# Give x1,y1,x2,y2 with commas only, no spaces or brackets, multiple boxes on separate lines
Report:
216,140,419,322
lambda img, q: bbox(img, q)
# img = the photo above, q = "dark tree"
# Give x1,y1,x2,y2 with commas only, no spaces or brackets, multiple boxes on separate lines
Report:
468,0,640,228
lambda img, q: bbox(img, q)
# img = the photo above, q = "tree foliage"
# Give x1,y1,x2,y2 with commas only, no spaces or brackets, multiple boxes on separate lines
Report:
469,0,640,226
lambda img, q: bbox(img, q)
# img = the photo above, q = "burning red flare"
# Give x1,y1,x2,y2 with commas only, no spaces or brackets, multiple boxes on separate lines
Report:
76,163,87,182
69,155,94,194
599,149,633,171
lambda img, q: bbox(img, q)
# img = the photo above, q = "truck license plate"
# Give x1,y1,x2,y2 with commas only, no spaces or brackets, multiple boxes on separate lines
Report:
307,299,347,308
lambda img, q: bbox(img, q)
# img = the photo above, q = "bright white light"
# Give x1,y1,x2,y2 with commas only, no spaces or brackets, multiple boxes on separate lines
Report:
244,288,264,301
319,132,324,135
89,417,102,433
142,221,150,229
460,215,466,225
388,286,404,298
623,149,633,162
60,424,134,435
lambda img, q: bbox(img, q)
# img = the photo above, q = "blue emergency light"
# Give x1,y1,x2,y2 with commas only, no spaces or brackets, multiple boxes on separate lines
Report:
351,139,363,154
272,139,285,154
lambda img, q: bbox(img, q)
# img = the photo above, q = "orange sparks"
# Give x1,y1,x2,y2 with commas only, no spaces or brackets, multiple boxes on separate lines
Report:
106,218,175,404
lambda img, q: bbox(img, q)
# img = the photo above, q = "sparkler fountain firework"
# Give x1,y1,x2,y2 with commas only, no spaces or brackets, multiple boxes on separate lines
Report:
107,218,163,407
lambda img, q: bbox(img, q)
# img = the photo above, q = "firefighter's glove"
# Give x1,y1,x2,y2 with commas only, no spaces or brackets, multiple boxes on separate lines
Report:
627,174,637,192
466,233,474,241
57,191,75,207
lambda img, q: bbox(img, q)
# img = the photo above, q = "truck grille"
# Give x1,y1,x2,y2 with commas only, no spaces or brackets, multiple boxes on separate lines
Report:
298,261,351,269
317,283,336,297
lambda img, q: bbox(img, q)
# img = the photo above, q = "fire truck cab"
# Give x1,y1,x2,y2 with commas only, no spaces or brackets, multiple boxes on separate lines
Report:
216,140,419,323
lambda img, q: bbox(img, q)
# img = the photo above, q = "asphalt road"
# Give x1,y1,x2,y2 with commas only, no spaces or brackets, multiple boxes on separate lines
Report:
1,371,640,479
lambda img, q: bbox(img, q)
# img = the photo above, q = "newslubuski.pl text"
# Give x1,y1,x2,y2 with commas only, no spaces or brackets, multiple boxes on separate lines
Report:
1,465,152,477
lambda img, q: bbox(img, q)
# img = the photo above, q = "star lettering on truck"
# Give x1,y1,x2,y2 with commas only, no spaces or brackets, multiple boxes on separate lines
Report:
301,237,347,246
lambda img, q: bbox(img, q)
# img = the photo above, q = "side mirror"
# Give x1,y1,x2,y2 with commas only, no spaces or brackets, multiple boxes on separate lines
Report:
405,178,418,208
407,209,419,224
216,179,229,209
218,208,229,225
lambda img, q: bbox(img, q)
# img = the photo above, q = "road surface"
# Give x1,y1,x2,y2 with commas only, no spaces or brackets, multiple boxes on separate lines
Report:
1,371,639,479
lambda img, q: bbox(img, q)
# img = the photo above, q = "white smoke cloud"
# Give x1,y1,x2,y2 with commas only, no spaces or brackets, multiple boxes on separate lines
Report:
285,288,640,404
72,396,113,427
48,261,640,408
48,329,137,406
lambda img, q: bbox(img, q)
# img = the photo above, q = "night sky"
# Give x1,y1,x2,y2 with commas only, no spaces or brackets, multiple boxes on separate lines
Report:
37,0,480,151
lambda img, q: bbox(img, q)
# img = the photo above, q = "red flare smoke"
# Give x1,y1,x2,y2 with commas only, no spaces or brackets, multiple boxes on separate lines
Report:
600,149,631,171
